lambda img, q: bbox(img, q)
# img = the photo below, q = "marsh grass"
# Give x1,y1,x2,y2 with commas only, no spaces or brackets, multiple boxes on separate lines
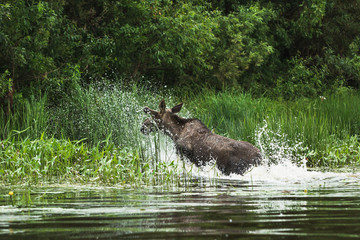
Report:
0,94,48,140
1,82,359,185
0,80,185,185
50,81,148,146
189,89,360,167
0,133,183,186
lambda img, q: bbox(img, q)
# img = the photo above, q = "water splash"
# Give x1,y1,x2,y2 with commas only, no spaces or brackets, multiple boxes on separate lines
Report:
237,120,354,185
255,120,308,168
152,119,357,186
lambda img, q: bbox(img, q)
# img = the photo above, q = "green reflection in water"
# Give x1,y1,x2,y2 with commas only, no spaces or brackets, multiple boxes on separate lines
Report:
0,174,360,240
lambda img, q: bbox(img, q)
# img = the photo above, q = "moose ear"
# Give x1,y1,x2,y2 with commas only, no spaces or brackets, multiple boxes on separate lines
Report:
171,103,183,113
159,99,166,114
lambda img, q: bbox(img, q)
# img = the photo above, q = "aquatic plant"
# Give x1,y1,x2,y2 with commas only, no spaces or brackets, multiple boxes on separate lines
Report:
0,134,182,186
0,93,48,140
1,82,359,186
188,89,360,168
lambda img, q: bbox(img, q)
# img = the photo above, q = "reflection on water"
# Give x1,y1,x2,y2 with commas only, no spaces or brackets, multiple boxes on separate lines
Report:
1,169,360,240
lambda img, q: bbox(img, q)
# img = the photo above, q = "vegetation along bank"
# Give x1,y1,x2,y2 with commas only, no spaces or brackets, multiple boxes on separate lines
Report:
1,1,360,184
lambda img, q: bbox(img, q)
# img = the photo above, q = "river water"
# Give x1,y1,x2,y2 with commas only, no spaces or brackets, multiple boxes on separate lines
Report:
1,164,359,240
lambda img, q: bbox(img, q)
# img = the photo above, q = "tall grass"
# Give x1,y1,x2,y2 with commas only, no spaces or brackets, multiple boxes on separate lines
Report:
49,81,179,147
0,94,48,140
0,80,183,185
188,89,360,167
1,83,359,186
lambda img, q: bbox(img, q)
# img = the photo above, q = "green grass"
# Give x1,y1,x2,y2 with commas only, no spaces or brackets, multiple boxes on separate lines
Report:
0,94,49,140
188,88,360,167
0,81,185,185
49,81,158,146
0,133,183,186
1,83,359,185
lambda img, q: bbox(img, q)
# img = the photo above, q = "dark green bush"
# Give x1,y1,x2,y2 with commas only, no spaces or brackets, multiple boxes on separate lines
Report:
1,0,360,104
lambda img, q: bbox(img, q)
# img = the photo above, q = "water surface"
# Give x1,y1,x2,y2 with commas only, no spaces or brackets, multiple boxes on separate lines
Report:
1,168,360,240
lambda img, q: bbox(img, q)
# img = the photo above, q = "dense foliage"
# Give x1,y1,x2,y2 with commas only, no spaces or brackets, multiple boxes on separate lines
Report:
1,0,360,106
0,135,182,185
1,1,360,184
1,84,359,185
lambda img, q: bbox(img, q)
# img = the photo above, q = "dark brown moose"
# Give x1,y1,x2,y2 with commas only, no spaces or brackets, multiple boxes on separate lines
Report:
141,100,262,175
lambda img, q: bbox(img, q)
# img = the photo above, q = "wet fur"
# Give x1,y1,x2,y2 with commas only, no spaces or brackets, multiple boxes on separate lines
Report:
141,100,262,175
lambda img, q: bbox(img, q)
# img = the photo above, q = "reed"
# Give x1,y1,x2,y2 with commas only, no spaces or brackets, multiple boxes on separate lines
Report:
0,81,184,185
0,94,48,140
48,81,177,147
188,89,360,167
1,83,359,186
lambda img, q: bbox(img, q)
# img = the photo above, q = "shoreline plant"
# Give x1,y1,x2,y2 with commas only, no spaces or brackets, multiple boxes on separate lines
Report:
0,82,359,185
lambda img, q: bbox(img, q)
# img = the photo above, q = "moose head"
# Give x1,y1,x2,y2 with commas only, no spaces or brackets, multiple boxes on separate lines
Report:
141,100,184,137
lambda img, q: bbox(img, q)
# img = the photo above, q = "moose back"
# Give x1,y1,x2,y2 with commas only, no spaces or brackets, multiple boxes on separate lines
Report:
141,100,262,175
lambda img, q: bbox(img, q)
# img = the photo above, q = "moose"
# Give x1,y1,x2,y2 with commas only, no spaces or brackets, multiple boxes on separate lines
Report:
141,100,262,175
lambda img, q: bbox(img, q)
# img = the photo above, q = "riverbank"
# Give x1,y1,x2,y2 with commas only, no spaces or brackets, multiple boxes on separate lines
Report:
1,84,359,185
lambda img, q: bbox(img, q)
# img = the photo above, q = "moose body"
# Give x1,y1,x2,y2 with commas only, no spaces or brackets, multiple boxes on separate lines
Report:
141,100,262,175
